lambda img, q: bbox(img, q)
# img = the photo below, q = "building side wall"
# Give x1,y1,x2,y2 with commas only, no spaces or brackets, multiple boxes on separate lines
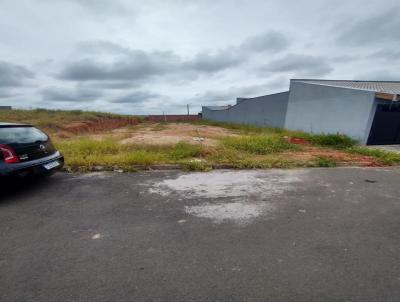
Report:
284,82,376,144
202,92,289,128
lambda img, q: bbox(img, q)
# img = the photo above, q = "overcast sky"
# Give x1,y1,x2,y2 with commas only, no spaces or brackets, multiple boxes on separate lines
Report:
1,0,399,114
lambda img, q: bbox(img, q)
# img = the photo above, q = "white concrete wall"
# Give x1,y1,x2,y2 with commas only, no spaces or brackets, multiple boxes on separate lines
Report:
284,81,376,144
202,92,289,128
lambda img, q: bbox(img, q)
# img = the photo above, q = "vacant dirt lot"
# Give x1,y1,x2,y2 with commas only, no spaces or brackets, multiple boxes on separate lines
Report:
90,123,239,146
4,109,399,170
53,121,399,170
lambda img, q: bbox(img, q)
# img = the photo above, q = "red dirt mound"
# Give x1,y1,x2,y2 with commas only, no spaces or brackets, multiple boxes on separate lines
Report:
64,117,141,135
287,137,310,145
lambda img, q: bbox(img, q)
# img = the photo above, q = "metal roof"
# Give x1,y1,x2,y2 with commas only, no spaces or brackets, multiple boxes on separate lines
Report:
294,80,400,95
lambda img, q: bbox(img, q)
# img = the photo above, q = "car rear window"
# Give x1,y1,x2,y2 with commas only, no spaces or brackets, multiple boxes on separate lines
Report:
0,126,48,144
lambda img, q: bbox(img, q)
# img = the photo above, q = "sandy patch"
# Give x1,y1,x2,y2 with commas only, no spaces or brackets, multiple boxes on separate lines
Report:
185,202,275,225
119,123,238,146
149,170,305,225
72,172,111,179
150,170,300,198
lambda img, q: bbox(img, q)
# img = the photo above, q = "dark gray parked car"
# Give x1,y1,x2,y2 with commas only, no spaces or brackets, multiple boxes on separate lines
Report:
0,123,64,177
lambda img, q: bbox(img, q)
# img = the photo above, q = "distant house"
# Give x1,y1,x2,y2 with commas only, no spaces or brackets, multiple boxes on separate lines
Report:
202,92,289,129
0,106,12,110
202,79,400,145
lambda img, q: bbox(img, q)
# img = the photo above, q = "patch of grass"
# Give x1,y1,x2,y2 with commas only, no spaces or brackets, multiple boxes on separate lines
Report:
297,133,356,149
123,151,166,165
199,120,358,150
0,109,133,128
168,142,203,160
180,161,211,171
56,138,212,170
207,149,306,169
55,138,167,169
314,156,337,167
38,115,400,171
221,135,298,154
348,147,400,165
56,136,304,171
57,138,121,156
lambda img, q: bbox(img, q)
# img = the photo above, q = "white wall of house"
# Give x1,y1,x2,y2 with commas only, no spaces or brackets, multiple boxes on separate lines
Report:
284,81,376,144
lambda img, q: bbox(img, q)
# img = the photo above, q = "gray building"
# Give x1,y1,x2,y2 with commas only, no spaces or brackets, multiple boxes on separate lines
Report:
0,106,12,110
202,79,400,145
202,92,289,128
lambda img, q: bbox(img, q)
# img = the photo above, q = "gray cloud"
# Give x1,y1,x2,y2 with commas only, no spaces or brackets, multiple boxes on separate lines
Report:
58,50,181,82
58,30,289,84
262,54,333,76
185,50,243,72
337,10,400,46
68,0,132,17
0,61,34,87
355,69,400,81
3,0,398,114
111,91,162,104
84,81,141,90
185,31,290,73
240,31,290,53
76,40,133,56
0,90,16,98
41,87,102,102
368,49,400,61
191,80,288,105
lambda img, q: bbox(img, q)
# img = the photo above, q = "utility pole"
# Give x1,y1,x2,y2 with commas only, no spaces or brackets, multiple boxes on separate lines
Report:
187,104,190,115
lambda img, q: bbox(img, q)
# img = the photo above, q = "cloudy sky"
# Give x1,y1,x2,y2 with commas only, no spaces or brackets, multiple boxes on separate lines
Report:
1,0,399,114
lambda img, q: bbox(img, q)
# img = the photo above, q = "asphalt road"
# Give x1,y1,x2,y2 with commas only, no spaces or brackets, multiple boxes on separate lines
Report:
1,168,400,302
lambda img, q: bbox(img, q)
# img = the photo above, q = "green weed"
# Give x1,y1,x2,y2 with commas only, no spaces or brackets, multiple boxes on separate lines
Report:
348,147,400,165
169,142,203,160
306,133,356,149
314,156,337,167
221,135,298,154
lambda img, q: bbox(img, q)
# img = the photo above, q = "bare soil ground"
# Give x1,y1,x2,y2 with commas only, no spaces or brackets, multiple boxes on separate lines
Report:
282,146,382,167
55,117,141,138
88,123,239,146
61,122,387,167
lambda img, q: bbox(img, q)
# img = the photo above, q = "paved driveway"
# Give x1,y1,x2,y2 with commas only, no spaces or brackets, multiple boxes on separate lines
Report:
1,168,400,302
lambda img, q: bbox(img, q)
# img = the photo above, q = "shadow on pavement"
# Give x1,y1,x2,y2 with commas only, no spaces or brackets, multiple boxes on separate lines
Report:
0,176,53,204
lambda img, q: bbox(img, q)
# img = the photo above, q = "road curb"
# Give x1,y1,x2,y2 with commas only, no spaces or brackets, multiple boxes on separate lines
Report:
62,163,241,172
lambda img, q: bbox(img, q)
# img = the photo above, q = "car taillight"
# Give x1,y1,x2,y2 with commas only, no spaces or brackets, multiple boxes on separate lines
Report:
0,144,19,164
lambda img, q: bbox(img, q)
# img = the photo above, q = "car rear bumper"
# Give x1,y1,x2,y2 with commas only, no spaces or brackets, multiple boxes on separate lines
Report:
0,151,64,177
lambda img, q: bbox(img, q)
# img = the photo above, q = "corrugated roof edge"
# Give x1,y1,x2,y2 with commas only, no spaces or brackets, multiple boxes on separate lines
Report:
291,79,400,83
237,90,289,101
203,91,289,112
290,79,400,95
